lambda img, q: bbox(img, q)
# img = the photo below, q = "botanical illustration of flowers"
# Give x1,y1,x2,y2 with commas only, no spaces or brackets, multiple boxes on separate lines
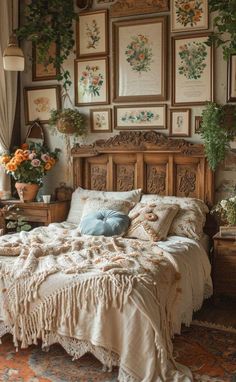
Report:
33,97,50,112
79,65,104,97
178,42,207,80
175,0,204,27
125,34,153,73
86,20,101,49
121,110,159,124
95,113,107,130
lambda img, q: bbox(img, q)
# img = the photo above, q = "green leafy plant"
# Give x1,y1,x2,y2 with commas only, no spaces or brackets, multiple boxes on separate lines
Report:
16,0,77,90
3,205,32,233
207,0,236,60
49,108,86,137
200,102,236,171
211,196,236,226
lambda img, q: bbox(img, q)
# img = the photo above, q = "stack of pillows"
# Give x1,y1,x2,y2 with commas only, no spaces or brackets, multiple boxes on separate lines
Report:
66,187,209,242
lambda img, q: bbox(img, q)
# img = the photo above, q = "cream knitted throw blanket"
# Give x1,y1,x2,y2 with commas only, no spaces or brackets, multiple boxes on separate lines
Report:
0,224,183,379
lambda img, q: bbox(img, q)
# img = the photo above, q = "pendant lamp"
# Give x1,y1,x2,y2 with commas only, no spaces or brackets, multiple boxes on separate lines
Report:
3,0,25,71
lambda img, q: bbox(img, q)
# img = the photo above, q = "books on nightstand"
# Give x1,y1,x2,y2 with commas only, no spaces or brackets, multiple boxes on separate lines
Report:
220,226,236,237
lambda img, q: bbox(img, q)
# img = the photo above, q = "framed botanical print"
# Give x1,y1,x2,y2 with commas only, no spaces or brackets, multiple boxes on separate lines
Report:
172,33,214,106
76,9,108,57
194,116,203,134
171,0,208,32
110,0,169,18
170,108,191,137
24,85,61,124
32,42,59,81
113,16,167,102
227,54,236,102
90,108,112,132
114,104,166,130
75,57,109,106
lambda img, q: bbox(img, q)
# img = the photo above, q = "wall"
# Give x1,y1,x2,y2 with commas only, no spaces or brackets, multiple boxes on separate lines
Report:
20,1,236,201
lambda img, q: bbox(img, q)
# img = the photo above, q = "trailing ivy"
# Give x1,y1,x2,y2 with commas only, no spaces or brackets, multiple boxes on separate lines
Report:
17,0,77,90
207,0,236,59
200,102,236,171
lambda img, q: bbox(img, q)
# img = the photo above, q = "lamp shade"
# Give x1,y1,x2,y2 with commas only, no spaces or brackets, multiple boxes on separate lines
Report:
3,34,25,71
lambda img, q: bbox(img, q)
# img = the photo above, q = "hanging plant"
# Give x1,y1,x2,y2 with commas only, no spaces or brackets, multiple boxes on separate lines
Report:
17,0,77,90
207,0,236,60
200,102,236,171
48,108,86,137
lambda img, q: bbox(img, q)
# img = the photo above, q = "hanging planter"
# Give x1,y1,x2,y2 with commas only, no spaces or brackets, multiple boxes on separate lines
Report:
49,108,86,137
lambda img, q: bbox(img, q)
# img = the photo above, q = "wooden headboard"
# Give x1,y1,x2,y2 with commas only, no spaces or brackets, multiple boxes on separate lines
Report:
71,131,214,207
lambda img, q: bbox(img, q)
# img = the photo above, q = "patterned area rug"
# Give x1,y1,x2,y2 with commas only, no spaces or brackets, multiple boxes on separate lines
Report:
0,323,235,382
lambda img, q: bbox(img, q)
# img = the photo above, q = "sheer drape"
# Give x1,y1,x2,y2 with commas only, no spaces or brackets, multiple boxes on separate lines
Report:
0,0,18,193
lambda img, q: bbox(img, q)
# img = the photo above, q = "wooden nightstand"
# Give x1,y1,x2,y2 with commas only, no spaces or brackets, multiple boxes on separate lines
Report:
0,200,70,227
213,233,236,300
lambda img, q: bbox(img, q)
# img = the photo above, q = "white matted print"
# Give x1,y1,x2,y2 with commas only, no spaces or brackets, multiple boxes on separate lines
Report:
170,108,191,137
77,9,108,57
24,85,61,124
171,0,208,32
113,17,167,102
75,57,109,106
114,104,166,130
90,108,112,132
172,34,213,106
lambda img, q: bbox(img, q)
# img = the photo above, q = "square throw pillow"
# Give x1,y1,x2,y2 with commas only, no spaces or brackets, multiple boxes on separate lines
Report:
81,197,134,219
67,187,142,224
140,195,209,240
126,202,179,241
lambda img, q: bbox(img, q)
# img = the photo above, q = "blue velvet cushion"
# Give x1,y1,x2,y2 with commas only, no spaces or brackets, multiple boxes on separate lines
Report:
80,209,130,236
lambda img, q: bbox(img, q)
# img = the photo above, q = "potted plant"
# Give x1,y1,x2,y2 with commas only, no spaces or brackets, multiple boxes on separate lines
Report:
200,102,236,171
49,108,86,137
0,143,60,202
16,0,77,90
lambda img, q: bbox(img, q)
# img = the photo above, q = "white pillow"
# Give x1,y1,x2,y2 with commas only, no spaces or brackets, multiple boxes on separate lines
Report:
81,197,134,219
67,187,142,224
140,195,209,240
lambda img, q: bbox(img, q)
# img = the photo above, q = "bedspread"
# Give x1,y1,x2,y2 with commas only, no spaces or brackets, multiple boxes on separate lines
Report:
0,224,210,381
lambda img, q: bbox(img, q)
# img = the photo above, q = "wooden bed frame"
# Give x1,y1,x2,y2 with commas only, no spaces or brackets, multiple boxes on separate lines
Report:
72,131,214,207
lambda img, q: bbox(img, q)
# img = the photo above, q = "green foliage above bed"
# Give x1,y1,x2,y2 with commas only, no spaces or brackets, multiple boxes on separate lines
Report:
200,102,236,171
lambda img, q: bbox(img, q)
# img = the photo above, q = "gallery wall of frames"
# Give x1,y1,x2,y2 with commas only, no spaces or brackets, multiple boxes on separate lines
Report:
20,0,236,200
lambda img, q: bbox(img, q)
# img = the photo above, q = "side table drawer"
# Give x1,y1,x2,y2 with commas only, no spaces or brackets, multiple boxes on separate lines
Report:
17,208,48,223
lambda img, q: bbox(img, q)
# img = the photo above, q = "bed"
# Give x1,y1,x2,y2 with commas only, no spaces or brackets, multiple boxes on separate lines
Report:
0,131,214,381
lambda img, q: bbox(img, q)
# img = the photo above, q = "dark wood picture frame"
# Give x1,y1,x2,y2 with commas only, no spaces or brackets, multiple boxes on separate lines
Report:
172,33,214,106
90,108,112,133
227,54,236,102
113,16,167,103
171,0,208,33
24,85,61,124
170,108,191,137
76,9,109,58
75,57,110,106
110,0,169,18
32,43,59,81
114,104,167,130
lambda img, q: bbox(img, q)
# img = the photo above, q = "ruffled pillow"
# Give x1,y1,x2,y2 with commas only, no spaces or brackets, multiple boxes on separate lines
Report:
126,202,179,241
80,210,130,237
81,197,134,219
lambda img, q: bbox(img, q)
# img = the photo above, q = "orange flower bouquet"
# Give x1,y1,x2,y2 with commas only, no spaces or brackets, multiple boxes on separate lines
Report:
0,143,60,186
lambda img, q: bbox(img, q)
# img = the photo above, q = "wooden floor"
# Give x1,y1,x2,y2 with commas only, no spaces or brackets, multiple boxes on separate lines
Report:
193,296,236,328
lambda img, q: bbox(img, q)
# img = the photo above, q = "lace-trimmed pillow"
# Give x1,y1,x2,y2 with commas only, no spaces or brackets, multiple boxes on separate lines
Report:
81,197,134,219
126,203,180,241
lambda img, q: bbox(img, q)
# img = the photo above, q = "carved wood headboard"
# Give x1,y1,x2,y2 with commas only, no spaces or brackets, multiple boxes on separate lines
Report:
71,131,214,207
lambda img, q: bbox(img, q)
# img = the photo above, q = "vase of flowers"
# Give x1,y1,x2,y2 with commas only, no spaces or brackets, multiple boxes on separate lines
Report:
211,196,236,233
0,143,60,202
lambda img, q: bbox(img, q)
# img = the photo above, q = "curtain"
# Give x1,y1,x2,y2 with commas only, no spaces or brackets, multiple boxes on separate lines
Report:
0,0,18,193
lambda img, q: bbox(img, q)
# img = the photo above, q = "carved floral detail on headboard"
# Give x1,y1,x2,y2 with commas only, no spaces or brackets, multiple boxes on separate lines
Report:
116,165,134,191
90,165,107,190
72,131,205,157
178,169,197,197
147,166,166,194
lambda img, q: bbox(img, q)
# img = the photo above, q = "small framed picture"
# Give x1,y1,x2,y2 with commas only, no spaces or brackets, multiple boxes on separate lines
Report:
24,85,61,124
195,116,203,134
75,57,109,106
170,108,191,137
90,108,112,132
32,42,59,81
227,54,236,102
171,0,208,32
76,9,108,57
114,104,166,130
